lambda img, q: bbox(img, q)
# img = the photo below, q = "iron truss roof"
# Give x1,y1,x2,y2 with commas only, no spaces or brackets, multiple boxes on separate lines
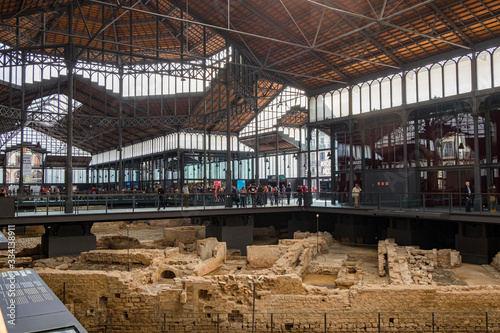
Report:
0,0,499,154
1,0,498,92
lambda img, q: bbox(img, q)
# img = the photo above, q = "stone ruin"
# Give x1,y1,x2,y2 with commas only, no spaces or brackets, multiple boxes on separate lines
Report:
247,231,333,276
378,238,462,285
3,223,500,332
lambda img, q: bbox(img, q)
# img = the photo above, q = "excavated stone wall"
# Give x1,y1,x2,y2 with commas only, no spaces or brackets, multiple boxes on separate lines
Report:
378,239,461,285
20,231,500,332
37,269,500,333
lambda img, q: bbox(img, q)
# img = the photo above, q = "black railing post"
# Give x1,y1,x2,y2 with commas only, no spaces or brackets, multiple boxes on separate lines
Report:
270,313,273,333
217,313,220,333
486,312,488,333
449,194,452,214
432,312,435,333
132,195,135,212
378,312,381,333
105,195,108,213
324,312,327,333
163,313,166,333
109,313,113,333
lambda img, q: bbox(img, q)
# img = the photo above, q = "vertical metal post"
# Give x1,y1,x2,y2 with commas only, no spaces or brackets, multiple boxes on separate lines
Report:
432,312,435,333
251,282,255,333
217,313,220,333
109,313,113,333
225,45,232,194
324,313,327,333
378,312,380,333
486,312,488,333
449,194,452,213
63,282,66,303
270,313,273,333
163,313,166,333
64,4,74,214
316,214,319,254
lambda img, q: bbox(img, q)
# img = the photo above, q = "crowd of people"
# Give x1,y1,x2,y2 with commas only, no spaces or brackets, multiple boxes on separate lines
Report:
155,183,309,209
3,181,497,212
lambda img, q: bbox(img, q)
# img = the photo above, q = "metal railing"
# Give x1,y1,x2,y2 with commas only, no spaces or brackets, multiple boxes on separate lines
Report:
72,310,500,332
2,191,498,217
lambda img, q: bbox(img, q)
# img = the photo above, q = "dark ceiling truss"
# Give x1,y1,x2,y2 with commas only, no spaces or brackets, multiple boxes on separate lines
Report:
83,0,380,83
0,105,21,121
0,6,365,86
0,0,499,157
229,1,348,85
304,0,470,50
72,114,198,128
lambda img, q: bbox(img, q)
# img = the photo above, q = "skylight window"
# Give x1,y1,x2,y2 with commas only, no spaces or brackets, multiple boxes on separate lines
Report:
26,94,82,127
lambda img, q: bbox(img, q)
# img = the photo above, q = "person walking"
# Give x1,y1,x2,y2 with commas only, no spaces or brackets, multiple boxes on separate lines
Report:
286,184,292,205
248,183,257,208
352,183,362,208
297,185,303,206
182,184,190,207
157,185,166,210
231,185,240,208
488,183,497,213
239,186,247,208
463,181,473,212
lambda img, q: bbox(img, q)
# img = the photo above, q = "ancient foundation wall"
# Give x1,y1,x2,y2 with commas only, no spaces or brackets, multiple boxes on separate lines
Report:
37,269,500,333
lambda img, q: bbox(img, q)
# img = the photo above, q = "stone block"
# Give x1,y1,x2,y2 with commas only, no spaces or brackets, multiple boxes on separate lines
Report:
247,245,286,268
196,237,219,260
163,226,205,246
491,252,500,270
81,249,165,265
97,235,141,249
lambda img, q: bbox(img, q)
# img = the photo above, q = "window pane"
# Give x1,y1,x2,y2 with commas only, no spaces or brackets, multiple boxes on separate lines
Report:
340,89,349,117
324,93,333,120
352,86,361,115
371,81,380,111
458,57,472,94
430,65,443,98
406,71,417,104
317,95,324,121
493,48,500,87
443,60,457,96
361,84,370,113
417,68,429,102
310,97,316,122
392,75,402,106
477,51,492,90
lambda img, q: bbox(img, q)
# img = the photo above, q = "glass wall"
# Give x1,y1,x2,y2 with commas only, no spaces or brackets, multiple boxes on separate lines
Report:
309,47,500,121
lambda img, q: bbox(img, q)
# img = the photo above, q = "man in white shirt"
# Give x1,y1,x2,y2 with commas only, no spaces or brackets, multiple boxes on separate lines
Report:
352,184,362,208
182,184,190,207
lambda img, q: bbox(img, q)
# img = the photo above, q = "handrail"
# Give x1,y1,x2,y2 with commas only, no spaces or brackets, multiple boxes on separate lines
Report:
2,190,498,218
